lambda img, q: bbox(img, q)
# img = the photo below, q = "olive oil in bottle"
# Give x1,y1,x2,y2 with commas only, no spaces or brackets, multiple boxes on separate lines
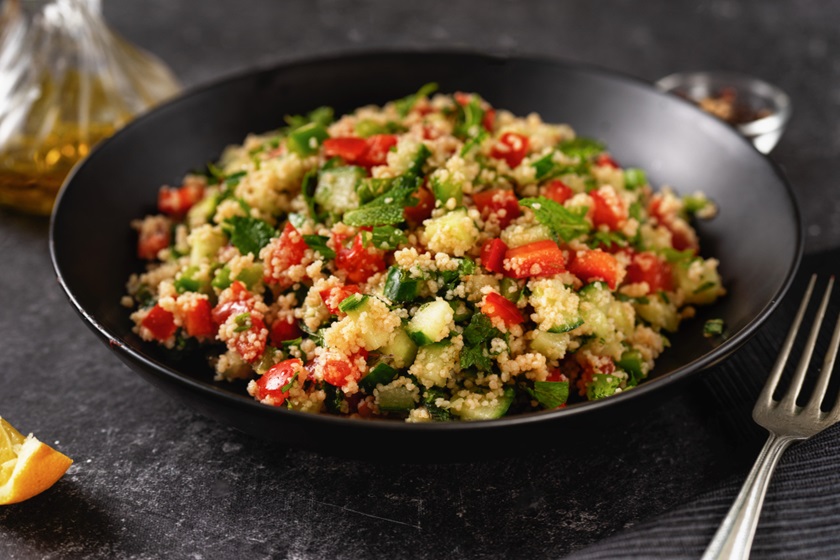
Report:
0,0,180,215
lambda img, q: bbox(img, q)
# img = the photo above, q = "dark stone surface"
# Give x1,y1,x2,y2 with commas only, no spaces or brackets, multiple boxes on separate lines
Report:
1,1,838,558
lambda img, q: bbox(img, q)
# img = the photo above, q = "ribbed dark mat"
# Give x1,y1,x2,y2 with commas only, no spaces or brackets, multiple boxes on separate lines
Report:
569,252,840,559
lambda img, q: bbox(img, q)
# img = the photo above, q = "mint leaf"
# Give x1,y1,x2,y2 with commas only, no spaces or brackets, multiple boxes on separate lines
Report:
368,225,408,250
302,234,336,260
519,196,590,242
533,380,569,409
223,216,275,256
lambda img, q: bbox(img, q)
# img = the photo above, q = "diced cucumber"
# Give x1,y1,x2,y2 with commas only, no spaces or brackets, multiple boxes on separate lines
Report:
338,293,369,313
376,380,418,412
634,293,680,332
409,340,458,388
287,122,329,156
528,278,582,334
343,296,398,350
453,387,515,421
383,266,421,303
314,166,364,214
379,327,418,369
187,188,220,227
174,265,211,294
430,172,463,206
499,277,523,303
448,299,472,323
212,265,232,290
530,330,571,361
407,298,454,345
189,225,226,264
359,362,399,392
423,208,479,256
673,258,724,305
235,262,264,289
616,349,645,386
500,223,553,248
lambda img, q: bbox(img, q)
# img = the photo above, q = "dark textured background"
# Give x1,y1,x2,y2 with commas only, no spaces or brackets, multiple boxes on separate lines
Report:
2,1,840,558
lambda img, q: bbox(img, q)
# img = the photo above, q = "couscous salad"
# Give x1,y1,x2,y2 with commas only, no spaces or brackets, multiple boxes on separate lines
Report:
123,84,725,422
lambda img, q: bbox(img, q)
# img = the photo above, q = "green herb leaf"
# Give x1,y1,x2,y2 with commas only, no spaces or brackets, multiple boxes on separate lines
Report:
519,196,590,242
557,137,606,159
222,216,276,256
422,387,452,421
301,169,319,219
368,225,408,250
586,373,621,400
338,293,369,313
533,380,569,409
233,312,252,333
454,94,485,139
303,234,336,260
394,82,439,117
704,318,725,338
623,168,647,190
284,106,334,130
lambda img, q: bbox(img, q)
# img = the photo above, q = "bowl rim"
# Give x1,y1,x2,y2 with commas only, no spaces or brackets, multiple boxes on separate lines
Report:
49,48,805,434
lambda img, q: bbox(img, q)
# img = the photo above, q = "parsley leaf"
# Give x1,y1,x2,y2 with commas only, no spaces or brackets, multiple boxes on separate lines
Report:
459,313,504,372
519,196,590,242
454,94,486,139
222,216,275,256
301,169,319,219
557,137,606,159
531,151,588,181
394,82,439,117
303,235,336,260
284,106,334,130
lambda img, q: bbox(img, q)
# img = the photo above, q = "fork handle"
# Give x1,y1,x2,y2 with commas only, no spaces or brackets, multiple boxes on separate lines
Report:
701,433,797,560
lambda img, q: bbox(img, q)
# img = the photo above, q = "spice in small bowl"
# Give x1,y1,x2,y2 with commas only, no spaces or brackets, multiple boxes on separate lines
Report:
655,71,791,154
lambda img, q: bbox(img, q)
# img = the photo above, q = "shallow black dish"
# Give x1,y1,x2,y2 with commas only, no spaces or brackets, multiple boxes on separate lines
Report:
50,51,802,461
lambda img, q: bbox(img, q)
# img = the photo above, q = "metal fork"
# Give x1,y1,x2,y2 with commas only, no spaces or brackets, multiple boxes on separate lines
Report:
702,274,840,560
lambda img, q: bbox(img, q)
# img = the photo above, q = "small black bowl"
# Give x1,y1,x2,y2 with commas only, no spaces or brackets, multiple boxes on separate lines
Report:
50,51,802,461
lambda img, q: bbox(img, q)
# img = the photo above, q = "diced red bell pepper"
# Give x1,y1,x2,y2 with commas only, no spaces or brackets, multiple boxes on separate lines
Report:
543,179,574,204
212,281,253,325
404,185,435,225
254,358,303,405
319,285,362,315
269,315,303,346
625,251,674,293
321,349,368,387
490,132,530,168
263,222,309,286
590,186,627,231
503,240,566,279
141,304,177,341
595,153,620,169
356,134,398,167
335,233,386,284
157,183,204,217
567,249,621,289
183,298,215,338
233,313,267,363
323,137,368,161
472,189,521,229
137,220,170,261
481,292,525,327
480,238,508,274
323,135,398,168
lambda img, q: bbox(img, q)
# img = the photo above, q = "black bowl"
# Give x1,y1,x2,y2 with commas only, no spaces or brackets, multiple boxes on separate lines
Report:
50,51,802,461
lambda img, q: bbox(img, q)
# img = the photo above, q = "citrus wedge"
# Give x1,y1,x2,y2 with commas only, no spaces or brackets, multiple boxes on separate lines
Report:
0,416,73,505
